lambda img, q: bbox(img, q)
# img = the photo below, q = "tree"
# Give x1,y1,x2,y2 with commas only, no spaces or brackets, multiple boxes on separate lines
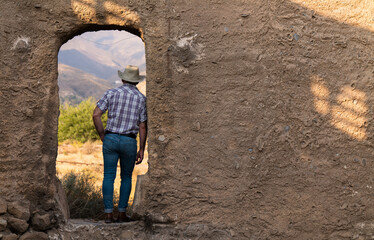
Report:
58,98,107,143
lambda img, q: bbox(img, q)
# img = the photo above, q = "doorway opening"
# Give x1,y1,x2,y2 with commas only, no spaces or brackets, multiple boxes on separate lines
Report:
57,29,148,219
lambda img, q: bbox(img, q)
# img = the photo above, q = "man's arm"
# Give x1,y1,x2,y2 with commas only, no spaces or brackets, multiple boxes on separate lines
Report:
136,121,147,164
93,106,105,141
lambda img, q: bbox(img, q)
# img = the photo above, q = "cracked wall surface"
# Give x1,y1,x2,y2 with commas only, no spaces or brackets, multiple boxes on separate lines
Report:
1,0,374,239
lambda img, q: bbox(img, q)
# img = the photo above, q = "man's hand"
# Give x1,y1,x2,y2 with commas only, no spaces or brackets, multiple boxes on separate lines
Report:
93,106,105,141
136,121,147,165
136,149,144,164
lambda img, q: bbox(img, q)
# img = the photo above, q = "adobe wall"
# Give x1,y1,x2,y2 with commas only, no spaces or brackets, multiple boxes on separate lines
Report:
1,0,374,239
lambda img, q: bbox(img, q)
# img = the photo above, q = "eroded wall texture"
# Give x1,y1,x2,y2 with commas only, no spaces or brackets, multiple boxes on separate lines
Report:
1,0,374,239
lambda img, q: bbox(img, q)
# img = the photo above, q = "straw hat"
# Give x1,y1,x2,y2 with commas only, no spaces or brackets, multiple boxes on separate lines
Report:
118,65,145,83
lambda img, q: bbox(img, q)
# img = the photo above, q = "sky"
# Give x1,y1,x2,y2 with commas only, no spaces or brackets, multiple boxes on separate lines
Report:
60,30,146,74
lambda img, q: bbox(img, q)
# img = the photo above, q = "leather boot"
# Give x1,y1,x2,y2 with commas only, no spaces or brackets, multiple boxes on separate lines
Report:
117,212,131,223
104,212,114,223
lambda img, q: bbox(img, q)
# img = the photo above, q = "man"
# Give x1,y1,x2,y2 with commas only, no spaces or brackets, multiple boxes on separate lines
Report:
92,65,147,223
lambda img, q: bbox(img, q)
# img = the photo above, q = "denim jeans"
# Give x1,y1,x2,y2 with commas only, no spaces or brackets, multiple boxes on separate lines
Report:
102,133,137,213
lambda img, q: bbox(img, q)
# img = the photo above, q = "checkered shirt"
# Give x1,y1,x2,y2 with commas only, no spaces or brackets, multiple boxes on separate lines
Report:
97,83,147,135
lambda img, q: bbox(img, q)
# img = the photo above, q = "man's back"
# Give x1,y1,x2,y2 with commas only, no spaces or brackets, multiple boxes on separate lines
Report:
97,83,146,135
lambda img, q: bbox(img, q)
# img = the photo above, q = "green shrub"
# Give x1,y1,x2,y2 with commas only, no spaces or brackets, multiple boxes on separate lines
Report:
58,98,107,143
61,170,104,219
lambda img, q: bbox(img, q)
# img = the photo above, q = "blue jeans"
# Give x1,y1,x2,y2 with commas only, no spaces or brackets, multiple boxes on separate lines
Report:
102,133,137,213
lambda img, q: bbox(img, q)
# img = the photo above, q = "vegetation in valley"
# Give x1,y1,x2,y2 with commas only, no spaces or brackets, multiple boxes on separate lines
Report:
58,97,107,143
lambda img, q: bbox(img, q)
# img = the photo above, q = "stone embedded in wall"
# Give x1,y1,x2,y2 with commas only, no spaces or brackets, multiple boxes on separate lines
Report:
41,199,55,211
158,135,166,142
7,217,29,234
0,199,7,214
19,231,48,240
201,229,232,240
0,217,7,231
170,34,205,73
145,212,171,224
183,224,209,238
31,213,52,231
11,36,31,53
7,202,30,221
2,233,19,240
131,174,148,219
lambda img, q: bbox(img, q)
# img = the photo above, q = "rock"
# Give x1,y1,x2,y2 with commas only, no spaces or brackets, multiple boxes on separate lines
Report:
0,217,7,231
284,126,290,132
145,213,171,224
362,159,367,166
7,217,29,233
293,33,300,41
120,230,134,240
194,121,201,131
234,161,240,169
8,202,30,221
41,200,55,211
20,231,48,240
0,199,7,214
31,213,52,231
54,177,70,220
184,224,209,238
2,233,18,240
131,174,149,218
158,135,166,142
201,229,232,240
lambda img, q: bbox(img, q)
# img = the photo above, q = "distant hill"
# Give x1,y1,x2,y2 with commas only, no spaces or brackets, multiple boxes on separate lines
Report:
59,49,118,80
58,63,146,105
58,64,112,105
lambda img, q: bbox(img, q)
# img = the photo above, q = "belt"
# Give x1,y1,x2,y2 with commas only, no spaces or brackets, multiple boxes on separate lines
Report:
105,131,136,139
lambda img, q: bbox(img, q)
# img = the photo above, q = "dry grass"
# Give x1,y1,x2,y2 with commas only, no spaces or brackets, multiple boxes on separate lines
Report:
80,141,97,155
57,140,148,206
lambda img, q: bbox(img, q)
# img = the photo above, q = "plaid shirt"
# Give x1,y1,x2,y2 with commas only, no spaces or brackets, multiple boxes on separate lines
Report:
97,83,147,135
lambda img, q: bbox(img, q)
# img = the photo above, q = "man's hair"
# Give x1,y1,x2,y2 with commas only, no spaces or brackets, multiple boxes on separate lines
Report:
122,80,137,85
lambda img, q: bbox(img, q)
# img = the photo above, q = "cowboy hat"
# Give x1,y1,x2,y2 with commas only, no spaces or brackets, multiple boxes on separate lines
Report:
117,65,145,83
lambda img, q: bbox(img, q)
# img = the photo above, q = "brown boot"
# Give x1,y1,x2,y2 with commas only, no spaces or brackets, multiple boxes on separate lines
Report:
117,212,131,223
104,213,114,223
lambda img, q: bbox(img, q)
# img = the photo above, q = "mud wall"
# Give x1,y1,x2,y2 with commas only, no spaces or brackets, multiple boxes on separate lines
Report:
1,0,374,239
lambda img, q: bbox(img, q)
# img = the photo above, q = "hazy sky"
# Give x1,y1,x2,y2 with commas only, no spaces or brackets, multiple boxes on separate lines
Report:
60,30,146,74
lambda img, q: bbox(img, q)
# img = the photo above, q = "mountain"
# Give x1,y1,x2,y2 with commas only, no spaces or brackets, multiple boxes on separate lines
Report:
59,49,118,80
58,64,112,105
